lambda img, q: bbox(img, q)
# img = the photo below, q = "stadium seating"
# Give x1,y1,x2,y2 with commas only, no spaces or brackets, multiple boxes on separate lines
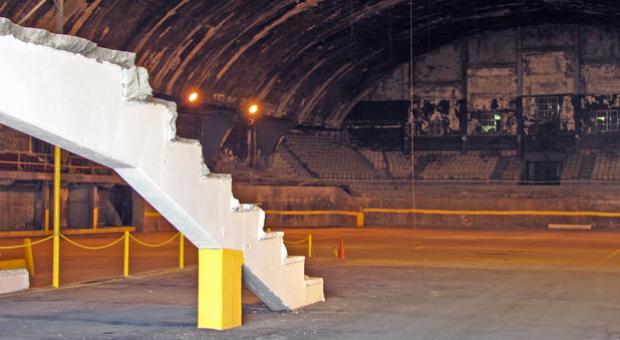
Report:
266,146,314,179
267,131,620,184
284,133,380,179
359,148,387,174
499,157,524,181
591,151,620,180
561,153,581,180
384,151,413,178
418,151,498,180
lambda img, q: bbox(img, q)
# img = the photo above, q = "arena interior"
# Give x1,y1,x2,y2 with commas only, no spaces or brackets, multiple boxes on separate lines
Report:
1,1,620,338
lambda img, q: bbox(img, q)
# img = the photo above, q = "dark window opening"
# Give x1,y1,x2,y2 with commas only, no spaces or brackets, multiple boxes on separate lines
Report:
535,96,562,122
595,109,619,133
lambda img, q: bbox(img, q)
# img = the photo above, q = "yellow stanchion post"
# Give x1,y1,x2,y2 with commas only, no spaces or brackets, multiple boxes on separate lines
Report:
92,208,98,230
52,146,61,288
44,208,49,233
179,234,185,269
23,238,35,276
198,248,244,330
356,212,364,228
307,234,312,258
123,231,129,277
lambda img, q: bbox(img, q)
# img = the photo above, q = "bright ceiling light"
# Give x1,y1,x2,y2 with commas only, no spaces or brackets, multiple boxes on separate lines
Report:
248,104,259,115
187,91,199,103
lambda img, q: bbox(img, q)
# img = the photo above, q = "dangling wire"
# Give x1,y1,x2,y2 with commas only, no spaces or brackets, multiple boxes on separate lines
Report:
409,0,416,231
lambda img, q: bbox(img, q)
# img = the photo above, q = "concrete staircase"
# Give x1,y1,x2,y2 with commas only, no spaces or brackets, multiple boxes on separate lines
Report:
268,145,316,179
0,18,323,311
579,154,596,180
491,156,512,180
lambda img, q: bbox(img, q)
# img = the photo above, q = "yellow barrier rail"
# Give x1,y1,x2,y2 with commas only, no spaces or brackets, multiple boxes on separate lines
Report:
60,233,125,250
361,208,620,218
129,232,180,248
283,234,313,258
266,207,620,228
266,210,364,228
125,232,183,277
0,231,187,286
0,236,44,276
0,235,54,250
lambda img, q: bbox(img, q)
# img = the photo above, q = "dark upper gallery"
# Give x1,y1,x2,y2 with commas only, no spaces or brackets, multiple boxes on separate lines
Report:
3,1,620,231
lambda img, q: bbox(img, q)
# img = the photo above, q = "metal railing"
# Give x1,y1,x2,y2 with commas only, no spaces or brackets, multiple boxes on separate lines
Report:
0,151,112,175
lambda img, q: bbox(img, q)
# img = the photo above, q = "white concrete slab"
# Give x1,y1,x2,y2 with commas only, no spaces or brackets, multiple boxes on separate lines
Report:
0,269,29,295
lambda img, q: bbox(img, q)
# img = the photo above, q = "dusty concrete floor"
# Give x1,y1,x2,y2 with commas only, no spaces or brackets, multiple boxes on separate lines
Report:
2,227,620,339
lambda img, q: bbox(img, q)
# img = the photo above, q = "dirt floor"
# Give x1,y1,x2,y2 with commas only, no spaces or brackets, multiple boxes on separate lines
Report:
2,227,620,339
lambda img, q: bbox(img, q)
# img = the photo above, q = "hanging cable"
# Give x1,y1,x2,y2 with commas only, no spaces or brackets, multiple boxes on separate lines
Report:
409,0,416,231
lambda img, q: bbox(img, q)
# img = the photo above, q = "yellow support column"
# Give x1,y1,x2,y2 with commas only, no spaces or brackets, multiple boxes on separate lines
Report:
307,234,312,258
179,234,185,269
52,146,61,288
356,212,364,228
197,248,244,330
44,208,49,233
92,208,98,230
23,238,35,276
123,231,130,277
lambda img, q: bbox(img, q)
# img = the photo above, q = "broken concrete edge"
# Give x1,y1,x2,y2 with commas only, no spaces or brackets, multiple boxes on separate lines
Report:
0,17,201,169
0,17,152,101
0,269,29,295
0,17,133,67
0,17,235,177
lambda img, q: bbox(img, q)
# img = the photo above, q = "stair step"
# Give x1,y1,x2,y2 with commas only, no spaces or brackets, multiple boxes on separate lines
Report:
261,231,284,240
491,156,511,180
237,203,256,212
579,154,596,179
304,276,323,287
285,256,305,265
303,276,325,306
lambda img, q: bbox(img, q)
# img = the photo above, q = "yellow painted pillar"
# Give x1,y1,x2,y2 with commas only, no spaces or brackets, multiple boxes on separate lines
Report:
123,231,130,277
307,234,312,258
356,212,365,228
178,234,185,269
197,248,244,330
23,238,35,276
44,208,49,233
52,146,61,288
92,208,98,230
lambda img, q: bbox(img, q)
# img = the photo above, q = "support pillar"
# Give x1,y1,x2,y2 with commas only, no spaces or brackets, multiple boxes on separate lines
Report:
197,248,244,330
43,183,50,232
91,185,99,229
52,146,61,288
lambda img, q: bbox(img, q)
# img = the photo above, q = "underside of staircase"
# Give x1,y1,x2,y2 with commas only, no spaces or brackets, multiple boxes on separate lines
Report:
0,18,323,312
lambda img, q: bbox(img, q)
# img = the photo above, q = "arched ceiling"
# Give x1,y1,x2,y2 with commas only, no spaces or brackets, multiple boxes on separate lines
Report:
1,0,620,127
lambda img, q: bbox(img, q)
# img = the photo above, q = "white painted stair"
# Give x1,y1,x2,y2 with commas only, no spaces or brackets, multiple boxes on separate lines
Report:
0,18,323,310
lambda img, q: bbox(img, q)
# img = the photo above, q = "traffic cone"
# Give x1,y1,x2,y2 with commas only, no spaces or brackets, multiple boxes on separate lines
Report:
337,239,346,259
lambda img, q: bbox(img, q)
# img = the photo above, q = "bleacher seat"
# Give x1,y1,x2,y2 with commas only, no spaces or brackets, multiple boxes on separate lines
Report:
360,149,387,174
592,151,620,181
285,133,379,179
385,152,413,178
561,153,581,180
418,151,498,180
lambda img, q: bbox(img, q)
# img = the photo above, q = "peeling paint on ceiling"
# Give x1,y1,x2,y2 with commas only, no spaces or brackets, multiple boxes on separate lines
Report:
2,0,620,127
